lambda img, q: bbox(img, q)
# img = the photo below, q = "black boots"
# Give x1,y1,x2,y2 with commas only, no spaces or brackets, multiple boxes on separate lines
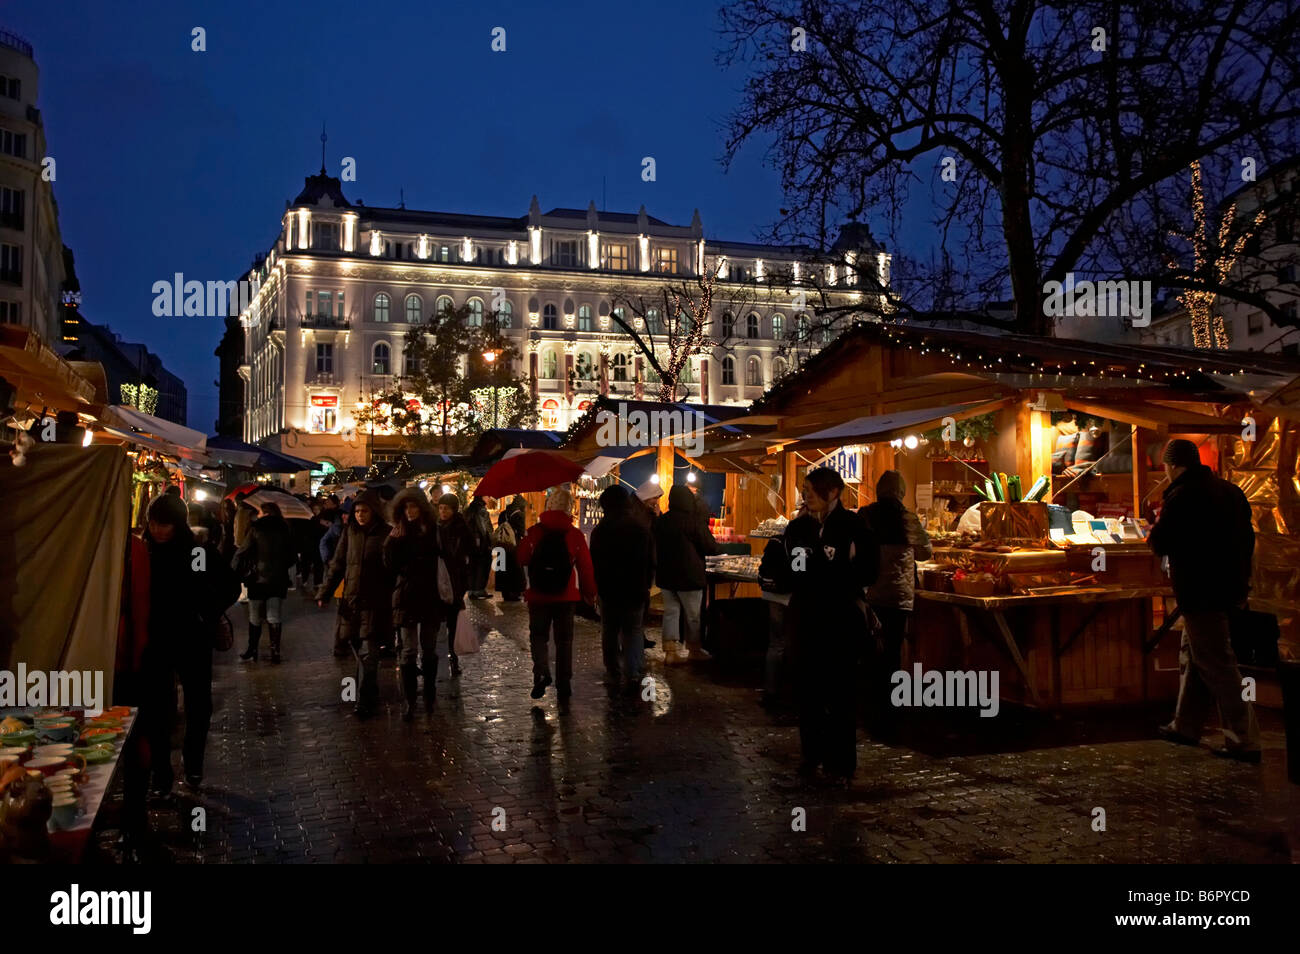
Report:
400,663,420,721
450,652,462,677
269,624,282,663
240,623,261,661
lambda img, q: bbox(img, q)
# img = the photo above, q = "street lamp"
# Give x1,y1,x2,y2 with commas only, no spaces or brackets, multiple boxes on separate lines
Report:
482,315,504,430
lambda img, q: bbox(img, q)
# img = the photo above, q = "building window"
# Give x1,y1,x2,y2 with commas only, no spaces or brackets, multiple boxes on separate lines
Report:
771,314,785,339
374,293,390,322
747,313,760,339
746,356,762,386
405,294,422,324
0,187,23,230
315,343,333,374
312,221,340,250
721,312,734,339
796,313,809,341
821,323,832,345
605,243,629,270
721,356,735,385
680,360,695,384
646,308,663,335
542,349,558,379
1247,313,1264,335
467,298,484,327
576,351,594,380
1,76,19,100
0,300,18,323
0,129,26,159
372,342,391,375
404,347,421,375
613,353,628,382
772,356,787,379
499,300,513,329
435,295,453,321
0,243,21,284
578,304,593,332
553,240,579,267
655,247,679,274
543,304,558,330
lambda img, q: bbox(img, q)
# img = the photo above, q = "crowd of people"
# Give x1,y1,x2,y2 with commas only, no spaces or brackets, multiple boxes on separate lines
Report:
106,438,1261,857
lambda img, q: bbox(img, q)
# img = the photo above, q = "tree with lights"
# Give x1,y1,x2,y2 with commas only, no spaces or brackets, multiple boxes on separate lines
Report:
1167,160,1267,349
720,0,1300,336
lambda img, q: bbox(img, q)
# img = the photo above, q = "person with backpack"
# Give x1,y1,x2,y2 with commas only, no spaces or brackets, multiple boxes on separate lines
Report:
589,484,655,692
516,487,597,701
652,484,721,664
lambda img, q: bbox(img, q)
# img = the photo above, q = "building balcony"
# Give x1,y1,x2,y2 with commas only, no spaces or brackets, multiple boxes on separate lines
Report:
307,371,337,386
301,314,350,330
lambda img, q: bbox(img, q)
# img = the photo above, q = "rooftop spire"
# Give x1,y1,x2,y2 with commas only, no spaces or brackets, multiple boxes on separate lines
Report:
320,121,327,174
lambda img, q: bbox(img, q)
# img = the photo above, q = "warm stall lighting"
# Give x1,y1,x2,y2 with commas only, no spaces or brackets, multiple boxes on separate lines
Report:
904,434,919,450
194,489,208,501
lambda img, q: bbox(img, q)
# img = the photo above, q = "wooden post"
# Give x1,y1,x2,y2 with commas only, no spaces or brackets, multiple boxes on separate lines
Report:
1131,424,1147,518
781,447,797,515
1015,401,1051,499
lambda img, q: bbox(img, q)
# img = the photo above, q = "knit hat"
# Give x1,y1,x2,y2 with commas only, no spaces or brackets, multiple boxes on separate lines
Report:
438,492,461,511
147,493,189,528
876,469,907,500
1162,439,1201,469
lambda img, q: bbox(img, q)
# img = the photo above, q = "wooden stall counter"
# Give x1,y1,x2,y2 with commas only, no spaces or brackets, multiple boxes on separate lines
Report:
913,584,1178,709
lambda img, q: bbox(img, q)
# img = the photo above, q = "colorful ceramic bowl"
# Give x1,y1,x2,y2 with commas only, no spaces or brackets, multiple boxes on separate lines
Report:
0,730,36,747
73,746,113,765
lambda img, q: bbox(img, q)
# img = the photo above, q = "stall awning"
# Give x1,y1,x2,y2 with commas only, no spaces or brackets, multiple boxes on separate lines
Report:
583,445,657,478
785,399,1014,451
102,405,207,450
203,435,316,473
0,326,96,411
1063,398,1244,434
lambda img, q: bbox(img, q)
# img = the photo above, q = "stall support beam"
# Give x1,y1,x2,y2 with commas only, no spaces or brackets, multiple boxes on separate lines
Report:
656,441,674,512
781,449,798,513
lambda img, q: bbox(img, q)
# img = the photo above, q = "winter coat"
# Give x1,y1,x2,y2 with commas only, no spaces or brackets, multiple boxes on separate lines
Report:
786,501,878,656
234,514,295,601
142,527,237,663
1148,463,1254,612
465,499,494,555
319,515,393,612
517,509,597,605
319,519,344,564
116,533,151,675
590,501,655,606
652,484,720,591
860,497,931,611
434,512,474,605
494,511,526,595
384,488,441,625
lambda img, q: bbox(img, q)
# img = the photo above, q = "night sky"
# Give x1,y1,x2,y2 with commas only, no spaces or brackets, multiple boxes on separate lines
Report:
7,0,806,432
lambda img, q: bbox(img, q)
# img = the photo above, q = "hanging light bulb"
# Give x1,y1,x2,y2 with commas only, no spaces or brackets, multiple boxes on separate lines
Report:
903,434,919,450
963,435,976,448
686,471,697,483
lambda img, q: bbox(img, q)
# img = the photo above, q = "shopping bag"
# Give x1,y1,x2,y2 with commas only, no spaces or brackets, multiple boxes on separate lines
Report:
453,612,480,655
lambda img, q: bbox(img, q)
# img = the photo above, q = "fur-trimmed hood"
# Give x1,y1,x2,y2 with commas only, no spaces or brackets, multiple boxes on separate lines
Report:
390,485,435,526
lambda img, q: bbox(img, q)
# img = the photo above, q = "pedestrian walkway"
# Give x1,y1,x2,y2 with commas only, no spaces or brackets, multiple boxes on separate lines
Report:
92,593,1298,863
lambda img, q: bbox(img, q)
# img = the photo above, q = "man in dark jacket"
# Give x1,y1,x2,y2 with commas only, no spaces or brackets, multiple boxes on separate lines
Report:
434,493,475,676
652,484,720,663
465,496,496,599
859,470,930,740
316,490,392,717
1149,439,1260,761
384,487,442,718
789,467,878,784
233,501,296,663
590,485,656,690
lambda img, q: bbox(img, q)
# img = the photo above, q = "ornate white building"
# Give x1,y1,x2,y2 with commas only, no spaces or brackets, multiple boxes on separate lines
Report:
239,169,888,469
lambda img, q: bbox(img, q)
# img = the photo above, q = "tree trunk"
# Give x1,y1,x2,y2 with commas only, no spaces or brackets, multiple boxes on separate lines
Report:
1000,54,1045,336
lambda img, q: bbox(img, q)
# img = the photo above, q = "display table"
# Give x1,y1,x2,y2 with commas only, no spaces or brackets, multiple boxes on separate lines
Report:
913,586,1178,708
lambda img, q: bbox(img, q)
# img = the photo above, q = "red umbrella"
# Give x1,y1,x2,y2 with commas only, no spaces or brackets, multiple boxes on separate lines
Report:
224,482,261,501
473,451,584,499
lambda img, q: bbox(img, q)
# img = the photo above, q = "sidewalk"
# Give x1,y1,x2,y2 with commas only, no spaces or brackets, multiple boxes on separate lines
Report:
90,591,1298,863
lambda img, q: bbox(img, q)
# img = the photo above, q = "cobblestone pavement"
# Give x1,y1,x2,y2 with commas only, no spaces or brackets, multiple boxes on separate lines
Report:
91,592,1299,863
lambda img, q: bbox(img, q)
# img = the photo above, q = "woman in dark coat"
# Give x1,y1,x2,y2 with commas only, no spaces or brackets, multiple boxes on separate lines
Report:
316,490,392,717
651,484,720,663
140,493,237,795
433,493,474,676
494,503,526,601
233,501,295,662
384,487,442,719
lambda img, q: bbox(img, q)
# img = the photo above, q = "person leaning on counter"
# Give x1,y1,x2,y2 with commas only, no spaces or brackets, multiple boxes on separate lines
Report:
1148,439,1261,762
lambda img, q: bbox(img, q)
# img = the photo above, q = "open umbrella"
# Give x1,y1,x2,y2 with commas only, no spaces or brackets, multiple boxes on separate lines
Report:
244,490,313,519
224,482,261,501
473,451,584,499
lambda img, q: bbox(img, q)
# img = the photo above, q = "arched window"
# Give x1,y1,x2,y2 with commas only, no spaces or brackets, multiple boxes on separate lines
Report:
541,399,561,430
771,313,785,339
577,305,593,332
722,311,735,339
576,351,594,379
542,349,558,379
374,293,390,323
747,313,760,339
821,323,832,345
796,313,809,341
372,342,391,375
404,347,420,376
435,296,453,321
772,356,787,379
613,353,628,382
499,300,513,329
646,308,663,335
746,356,762,386
405,294,422,324
721,356,735,385
543,304,558,330
467,298,484,327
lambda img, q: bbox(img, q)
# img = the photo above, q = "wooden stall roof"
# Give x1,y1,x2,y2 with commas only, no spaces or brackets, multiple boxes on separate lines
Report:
558,396,766,459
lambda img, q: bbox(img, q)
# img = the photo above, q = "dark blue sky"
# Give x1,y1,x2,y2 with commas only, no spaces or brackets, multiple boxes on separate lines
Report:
8,0,797,432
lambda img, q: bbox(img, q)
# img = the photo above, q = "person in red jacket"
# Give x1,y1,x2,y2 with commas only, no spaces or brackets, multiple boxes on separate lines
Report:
516,486,596,702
